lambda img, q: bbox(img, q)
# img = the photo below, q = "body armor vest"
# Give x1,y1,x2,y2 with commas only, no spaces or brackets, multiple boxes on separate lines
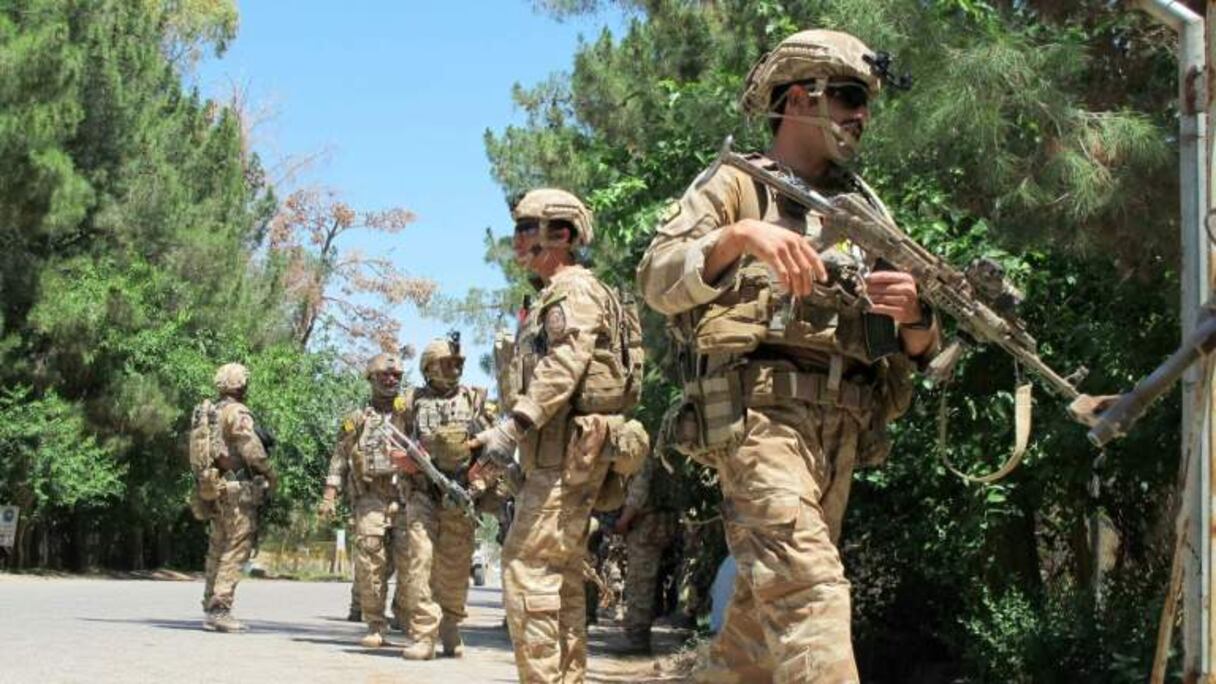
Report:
682,158,895,366
354,408,397,480
413,387,478,473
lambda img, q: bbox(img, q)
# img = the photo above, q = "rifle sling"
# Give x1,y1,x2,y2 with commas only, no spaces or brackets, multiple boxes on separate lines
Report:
937,382,1032,485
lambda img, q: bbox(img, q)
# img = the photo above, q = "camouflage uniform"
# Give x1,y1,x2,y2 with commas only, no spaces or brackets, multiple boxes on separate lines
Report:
200,363,275,632
622,457,679,649
636,31,933,683
399,337,494,659
484,188,646,683
324,354,411,647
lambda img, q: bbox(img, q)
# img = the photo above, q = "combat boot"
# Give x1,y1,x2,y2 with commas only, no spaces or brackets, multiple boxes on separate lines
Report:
439,619,464,658
203,609,247,633
360,622,388,649
347,604,362,622
401,637,436,661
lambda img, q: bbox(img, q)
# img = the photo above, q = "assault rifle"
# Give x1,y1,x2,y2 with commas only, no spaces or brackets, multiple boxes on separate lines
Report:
1087,302,1216,447
700,136,1096,421
382,421,477,520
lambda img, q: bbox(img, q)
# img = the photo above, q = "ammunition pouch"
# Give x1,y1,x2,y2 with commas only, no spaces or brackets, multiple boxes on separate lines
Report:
426,424,474,473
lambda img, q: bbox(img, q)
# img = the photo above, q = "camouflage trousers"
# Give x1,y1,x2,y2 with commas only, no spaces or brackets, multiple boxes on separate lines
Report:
402,486,477,643
503,415,613,684
624,511,678,634
202,487,259,612
349,529,404,621
353,492,410,630
696,400,867,684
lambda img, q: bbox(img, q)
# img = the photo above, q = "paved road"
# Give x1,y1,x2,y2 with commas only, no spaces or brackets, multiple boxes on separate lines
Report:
0,574,690,684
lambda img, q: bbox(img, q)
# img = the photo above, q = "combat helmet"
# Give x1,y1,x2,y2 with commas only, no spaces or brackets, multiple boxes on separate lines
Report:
420,336,463,390
365,352,404,398
512,188,594,248
213,363,249,396
740,29,888,161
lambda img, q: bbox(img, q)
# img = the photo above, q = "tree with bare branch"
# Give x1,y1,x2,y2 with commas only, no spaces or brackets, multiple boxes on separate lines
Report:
267,188,436,356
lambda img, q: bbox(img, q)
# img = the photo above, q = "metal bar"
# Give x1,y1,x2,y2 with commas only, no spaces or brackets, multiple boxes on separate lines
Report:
1135,1,1211,679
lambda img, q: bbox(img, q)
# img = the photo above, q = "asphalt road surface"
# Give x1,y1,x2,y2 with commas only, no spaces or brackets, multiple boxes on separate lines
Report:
0,573,690,684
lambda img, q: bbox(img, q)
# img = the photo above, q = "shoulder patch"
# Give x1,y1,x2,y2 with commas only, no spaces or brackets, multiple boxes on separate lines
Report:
342,417,356,433
393,395,408,414
544,305,567,338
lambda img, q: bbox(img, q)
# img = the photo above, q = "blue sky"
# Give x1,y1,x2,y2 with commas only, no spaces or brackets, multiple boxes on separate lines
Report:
194,2,627,388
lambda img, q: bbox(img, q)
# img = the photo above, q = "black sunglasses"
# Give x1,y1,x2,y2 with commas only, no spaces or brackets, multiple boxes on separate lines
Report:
514,219,541,235
824,82,870,110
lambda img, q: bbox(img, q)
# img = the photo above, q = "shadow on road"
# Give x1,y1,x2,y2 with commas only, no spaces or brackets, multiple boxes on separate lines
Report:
79,616,363,638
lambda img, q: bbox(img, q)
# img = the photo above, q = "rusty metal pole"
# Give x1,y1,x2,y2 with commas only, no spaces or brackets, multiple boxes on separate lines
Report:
1137,1,1210,679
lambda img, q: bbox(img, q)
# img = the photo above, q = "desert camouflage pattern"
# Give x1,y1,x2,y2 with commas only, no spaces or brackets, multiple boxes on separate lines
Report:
202,399,272,614
637,149,925,681
740,29,881,116
500,263,632,683
399,384,489,649
213,362,250,394
325,398,411,634
513,188,595,247
622,457,679,639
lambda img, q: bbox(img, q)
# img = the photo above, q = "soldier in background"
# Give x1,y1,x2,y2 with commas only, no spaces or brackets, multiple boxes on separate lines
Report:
397,336,494,660
636,29,939,681
318,353,411,649
471,188,648,683
193,363,277,633
614,456,679,654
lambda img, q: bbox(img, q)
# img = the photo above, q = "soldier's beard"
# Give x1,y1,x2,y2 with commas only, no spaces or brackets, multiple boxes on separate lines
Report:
427,375,459,394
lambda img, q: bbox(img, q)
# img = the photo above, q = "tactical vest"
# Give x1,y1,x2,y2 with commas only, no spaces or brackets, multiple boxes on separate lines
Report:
353,407,398,481
412,386,482,473
674,158,895,366
512,270,636,415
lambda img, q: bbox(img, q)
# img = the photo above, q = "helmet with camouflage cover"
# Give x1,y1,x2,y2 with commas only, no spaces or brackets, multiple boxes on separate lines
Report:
512,188,594,248
365,352,404,399
420,337,463,391
213,363,249,396
740,29,883,162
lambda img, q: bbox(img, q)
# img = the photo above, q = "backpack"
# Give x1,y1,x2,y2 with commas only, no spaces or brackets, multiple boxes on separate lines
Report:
188,400,226,476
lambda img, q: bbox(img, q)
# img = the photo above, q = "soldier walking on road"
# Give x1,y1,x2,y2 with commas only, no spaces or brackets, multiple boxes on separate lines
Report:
637,30,940,682
192,363,277,633
397,336,494,660
319,353,411,649
470,189,648,683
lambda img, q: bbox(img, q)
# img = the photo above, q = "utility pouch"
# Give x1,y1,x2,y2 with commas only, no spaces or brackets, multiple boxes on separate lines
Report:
863,312,899,360
693,266,770,355
668,371,746,469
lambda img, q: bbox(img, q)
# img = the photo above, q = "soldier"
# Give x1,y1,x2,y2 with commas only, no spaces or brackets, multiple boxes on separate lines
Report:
636,30,939,682
318,353,411,649
397,336,494,660
614,456,679,654
197,363,277,633
471,188,646,683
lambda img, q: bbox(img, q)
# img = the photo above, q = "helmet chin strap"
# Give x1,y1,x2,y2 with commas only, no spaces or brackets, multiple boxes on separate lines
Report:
766,84,860,163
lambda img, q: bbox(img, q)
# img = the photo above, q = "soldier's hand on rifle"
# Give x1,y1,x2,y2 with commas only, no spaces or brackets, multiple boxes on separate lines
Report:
708,219,828,296
864,271,922,323
390,448,419,475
